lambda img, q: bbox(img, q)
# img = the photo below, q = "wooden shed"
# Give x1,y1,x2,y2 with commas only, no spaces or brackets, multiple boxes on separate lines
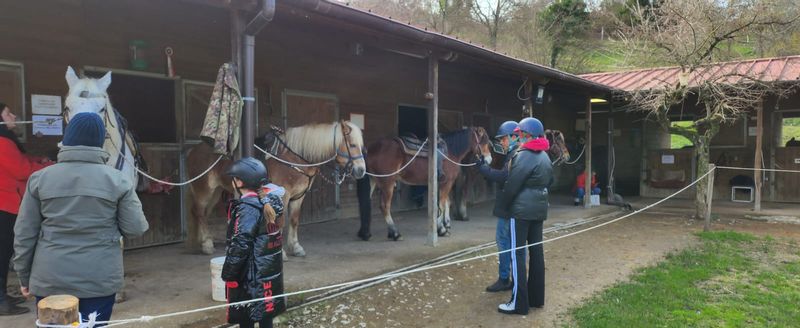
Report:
0,0,611,248
582,56,800,205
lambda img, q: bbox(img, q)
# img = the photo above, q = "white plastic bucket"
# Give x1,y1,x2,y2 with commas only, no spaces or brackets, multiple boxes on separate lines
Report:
210,256,226,302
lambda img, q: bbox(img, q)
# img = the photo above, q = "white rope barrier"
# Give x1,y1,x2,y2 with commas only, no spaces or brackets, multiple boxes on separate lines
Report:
564,144,585,165
66,167,715,328
132,155,224,187
437,148,477,167
0,117,63,125
254,144,336,167
366,138,429,178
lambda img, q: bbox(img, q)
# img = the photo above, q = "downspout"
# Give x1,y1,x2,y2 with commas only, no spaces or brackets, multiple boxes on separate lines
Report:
241,0,276,158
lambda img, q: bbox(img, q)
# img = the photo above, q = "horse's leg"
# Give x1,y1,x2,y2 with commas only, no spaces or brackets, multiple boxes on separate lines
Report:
356,175,372,241
286,197,306,257
437,180,455,236
199,187,223,255
379,178,402,241
452,172,469,221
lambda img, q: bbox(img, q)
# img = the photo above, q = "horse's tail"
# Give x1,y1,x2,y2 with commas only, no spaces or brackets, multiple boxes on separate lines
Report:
356,174,372,241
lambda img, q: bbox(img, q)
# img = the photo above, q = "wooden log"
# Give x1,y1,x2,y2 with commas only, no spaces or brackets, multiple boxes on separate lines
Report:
37,295,80,325
427,54,439,247
584,97,592,208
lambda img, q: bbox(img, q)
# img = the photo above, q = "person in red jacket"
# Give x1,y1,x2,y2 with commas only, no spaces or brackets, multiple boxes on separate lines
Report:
0,103,51,315
574,168,601,206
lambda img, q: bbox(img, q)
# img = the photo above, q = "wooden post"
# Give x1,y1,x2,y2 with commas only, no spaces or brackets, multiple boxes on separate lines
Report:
607,101,615,203
584,97,592,208
38,295,79,325
754,100,764,211
427,54,439,247
704,164,716,232
524,79,533,117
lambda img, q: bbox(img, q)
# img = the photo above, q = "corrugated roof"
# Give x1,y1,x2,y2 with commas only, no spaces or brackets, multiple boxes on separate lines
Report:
580,56,800,91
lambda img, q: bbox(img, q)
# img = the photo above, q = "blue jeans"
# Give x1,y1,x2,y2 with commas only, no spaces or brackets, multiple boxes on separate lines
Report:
497,218,526,280
576,187,602,199
37,294,115,327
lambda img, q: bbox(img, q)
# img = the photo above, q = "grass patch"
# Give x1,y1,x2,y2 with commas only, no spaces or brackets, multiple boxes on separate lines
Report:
569,231,800,327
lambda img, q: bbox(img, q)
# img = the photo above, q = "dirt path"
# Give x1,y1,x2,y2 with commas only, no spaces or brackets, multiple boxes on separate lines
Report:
282,213,800,328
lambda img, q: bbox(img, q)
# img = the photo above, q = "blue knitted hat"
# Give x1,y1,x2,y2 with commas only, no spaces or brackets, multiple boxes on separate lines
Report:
63,113,106,148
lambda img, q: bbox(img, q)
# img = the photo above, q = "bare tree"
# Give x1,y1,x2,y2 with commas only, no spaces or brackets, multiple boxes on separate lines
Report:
618,0,799,219
471,0,519,49
424,0,472,34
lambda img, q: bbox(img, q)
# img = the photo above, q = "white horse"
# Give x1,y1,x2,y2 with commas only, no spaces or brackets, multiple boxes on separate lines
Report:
64,66,168,193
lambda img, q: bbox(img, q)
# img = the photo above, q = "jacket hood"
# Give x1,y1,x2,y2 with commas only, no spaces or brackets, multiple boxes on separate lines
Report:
521,138,550,152
57,145,110,164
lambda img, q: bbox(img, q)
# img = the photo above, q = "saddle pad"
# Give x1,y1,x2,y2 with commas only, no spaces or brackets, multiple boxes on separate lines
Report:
397,136,447,158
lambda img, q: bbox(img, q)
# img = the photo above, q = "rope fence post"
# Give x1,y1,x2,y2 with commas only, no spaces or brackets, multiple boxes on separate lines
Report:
37,295,79,326
704,164,716,232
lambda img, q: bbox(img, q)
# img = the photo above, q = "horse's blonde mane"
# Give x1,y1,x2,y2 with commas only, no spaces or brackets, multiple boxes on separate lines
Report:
284,121,364,162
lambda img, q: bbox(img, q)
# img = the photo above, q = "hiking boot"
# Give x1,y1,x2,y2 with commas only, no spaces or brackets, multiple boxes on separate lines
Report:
0,300,30,316
498,302,528,315
485,278,513,292
6,295,25,305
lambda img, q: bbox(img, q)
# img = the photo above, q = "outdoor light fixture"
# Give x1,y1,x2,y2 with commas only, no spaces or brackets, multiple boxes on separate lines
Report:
591,98,608,104
535,85,545,104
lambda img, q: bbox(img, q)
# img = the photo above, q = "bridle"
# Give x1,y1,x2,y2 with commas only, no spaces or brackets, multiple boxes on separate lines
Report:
333,121,364,177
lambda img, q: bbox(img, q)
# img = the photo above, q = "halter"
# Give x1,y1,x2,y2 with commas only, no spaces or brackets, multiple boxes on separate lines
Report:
333,121,364,177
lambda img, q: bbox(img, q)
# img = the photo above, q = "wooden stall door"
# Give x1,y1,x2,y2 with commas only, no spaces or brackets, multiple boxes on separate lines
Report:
126,145,183,248
0,63,25,141
773,147,800,202
284,90,339,223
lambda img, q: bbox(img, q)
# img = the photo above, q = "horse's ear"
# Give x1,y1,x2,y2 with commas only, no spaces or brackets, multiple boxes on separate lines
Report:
66,66,80,88
97,71,112,93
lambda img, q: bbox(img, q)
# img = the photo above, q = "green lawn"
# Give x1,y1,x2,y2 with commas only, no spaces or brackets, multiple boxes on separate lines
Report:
569,231,800,327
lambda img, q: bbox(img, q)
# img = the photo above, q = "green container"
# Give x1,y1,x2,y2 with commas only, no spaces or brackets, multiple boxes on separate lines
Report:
129,40,149,71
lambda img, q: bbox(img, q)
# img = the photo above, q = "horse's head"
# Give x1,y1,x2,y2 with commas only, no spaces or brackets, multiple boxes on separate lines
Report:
545,129,570,165
64,66,112,123
335,120,366,179
471,126,493,165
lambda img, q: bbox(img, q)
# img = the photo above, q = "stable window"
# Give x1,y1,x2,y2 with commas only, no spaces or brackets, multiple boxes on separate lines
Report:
0,61,25,142
669,120,695,149
780,114,800,147
85,68,177,143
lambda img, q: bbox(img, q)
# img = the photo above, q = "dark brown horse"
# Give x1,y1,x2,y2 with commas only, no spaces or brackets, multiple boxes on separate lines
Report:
451,129,571,220
356,127,492,241
187,121,366,256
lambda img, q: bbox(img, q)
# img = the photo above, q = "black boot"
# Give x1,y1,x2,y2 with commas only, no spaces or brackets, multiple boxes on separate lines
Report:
0,299,30,315
485,278,513,292
7,295,25,305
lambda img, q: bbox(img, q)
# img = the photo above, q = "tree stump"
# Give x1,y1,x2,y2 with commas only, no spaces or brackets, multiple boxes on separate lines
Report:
37,295,79,325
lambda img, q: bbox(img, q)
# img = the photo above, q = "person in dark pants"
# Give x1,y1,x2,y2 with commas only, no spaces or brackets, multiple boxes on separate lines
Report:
474,120,519,292
14,113,148,325
0,103,52,315
496,117,553,315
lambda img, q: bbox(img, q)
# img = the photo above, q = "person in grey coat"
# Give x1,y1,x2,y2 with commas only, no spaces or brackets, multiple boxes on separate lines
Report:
496,117,553,315
13,112,148,325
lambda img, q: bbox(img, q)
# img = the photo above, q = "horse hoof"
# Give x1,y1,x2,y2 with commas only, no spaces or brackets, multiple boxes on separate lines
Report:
388,232,403,241
282,252,289,261
201,240,215,255
291,247,306,257
437,228,449,237
357,231,372,241
454,217,469,221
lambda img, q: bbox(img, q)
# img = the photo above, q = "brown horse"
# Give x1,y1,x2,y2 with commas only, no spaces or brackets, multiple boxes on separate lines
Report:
451,129,571,220
187,121,366,256
356,127,492,241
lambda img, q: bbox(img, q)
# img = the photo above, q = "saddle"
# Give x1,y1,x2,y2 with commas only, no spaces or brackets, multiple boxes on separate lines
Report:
397,133,447,158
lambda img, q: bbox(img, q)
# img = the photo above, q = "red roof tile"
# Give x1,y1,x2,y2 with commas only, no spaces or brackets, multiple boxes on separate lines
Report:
580,56,800,91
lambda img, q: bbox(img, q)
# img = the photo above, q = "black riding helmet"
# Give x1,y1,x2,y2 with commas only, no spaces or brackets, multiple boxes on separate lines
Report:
225,157,269,189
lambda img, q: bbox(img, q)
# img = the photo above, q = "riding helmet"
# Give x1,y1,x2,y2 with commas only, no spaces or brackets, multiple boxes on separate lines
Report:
518,117,544,138
495,121,519,138
225,157,269,188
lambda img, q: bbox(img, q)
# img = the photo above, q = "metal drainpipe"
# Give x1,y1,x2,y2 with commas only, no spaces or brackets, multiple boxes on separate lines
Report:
241,0,275,157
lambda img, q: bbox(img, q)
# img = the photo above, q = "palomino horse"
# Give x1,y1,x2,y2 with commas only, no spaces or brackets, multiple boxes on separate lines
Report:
63,66,171,194
187,121,366,256
356,127,492,241
451,129,571,220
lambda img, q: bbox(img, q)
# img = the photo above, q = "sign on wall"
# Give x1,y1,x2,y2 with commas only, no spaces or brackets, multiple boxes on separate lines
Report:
661,154,675,164
32,115,62,136
31,94,62,115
